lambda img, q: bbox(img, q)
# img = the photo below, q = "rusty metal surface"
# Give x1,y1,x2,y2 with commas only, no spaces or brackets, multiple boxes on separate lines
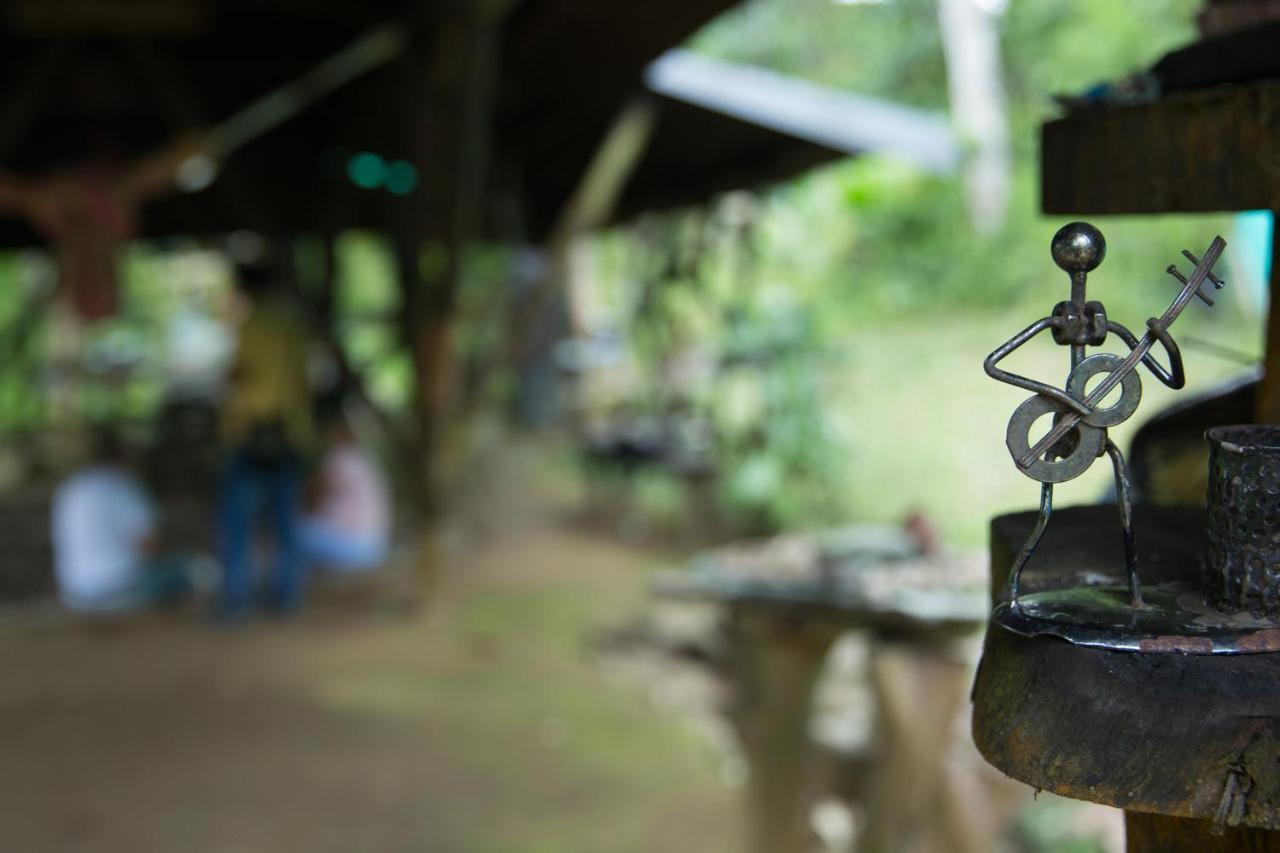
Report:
975,505,1280,825
1205,425,1280,618
992,583,1280,654
990,504,1280,654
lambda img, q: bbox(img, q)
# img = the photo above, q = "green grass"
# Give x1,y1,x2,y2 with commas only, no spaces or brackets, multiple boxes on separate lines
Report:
827,292,1261,547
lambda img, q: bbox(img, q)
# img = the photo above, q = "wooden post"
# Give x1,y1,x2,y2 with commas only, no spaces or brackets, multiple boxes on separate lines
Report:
396,1,508,509
1126,813,1280,852
1256,213,1280,423
506,97,658,425
725,608,838,853
859,639,973,853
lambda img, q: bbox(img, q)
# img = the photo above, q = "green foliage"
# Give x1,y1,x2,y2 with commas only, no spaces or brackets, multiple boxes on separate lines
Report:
0,242,224,434
1004,0,1201,123
333,231,416,411
688,0,1220,321
714,353,849,530
750,154,1232,323
594,0,1238,535
1014,795,1113,853
693,0,1238,329
693,0,949,110
596,208,856,534
335,231,400,318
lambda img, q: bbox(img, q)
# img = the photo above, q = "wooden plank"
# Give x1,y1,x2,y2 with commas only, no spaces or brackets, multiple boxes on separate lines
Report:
1042,79,1280,215
391,1,512,509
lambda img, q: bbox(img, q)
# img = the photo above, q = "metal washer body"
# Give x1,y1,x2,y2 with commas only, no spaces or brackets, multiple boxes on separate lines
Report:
1066,352,1142,428
1005,393,1105,483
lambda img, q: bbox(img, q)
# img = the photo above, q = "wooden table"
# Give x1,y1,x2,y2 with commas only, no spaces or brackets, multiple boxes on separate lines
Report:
657,530,989,853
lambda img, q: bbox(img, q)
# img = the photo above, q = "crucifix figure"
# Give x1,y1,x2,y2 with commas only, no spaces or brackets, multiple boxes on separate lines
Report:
0,137,208,319
984,221,1226,608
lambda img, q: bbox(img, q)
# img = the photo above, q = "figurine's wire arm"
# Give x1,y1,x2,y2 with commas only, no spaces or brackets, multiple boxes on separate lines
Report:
984,317,1093,416
1106,319,1185,389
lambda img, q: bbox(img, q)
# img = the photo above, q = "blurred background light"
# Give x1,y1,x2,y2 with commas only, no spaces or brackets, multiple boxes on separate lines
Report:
347,151,387,190
384,160,419,196
175,154,218,193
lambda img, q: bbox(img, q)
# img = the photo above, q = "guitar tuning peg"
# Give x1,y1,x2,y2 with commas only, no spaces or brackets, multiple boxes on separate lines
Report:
1167,264,1214,306
1182,250,1225,288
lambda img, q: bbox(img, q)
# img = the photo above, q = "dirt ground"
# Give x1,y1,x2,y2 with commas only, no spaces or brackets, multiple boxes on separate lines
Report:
0,449,739,853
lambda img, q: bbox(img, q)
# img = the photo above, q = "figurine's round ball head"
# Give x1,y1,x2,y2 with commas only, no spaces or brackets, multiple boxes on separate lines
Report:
1051,222,1106,274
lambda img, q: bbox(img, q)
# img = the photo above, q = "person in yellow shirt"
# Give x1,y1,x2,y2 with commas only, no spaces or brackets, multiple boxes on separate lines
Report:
216,262,314,618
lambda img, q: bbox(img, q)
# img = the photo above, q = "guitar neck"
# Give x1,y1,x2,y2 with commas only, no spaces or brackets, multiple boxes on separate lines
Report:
1156,236,1226,329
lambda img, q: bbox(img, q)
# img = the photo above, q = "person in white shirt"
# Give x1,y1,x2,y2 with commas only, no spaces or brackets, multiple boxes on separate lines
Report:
299,405,391,572
51,428,191,613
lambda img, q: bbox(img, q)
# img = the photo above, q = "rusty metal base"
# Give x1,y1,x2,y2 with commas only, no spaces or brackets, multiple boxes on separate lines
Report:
993,581,1280,654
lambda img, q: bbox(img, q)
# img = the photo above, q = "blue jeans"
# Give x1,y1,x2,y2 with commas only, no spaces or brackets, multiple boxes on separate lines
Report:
298,517,388,571
217,450,302,613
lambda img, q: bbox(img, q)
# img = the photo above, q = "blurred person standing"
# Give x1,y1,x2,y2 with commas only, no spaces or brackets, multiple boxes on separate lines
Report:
299,398,392,573
217,261,314,618
51,427,194,613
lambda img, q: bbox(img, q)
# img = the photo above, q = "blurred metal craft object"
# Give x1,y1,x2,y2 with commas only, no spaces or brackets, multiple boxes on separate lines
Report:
984,222,1227,636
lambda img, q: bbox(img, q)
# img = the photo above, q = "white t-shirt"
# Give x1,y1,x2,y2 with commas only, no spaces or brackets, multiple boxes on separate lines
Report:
51,466,156,612
315,445,390,544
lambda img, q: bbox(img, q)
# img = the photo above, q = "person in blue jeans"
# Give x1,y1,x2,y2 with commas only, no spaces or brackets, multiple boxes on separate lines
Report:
216,261,314,618
217,447,303,616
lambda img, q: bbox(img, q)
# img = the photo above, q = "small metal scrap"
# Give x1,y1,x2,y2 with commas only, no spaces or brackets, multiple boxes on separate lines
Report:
1212,764,1252,835
984,222,1226,609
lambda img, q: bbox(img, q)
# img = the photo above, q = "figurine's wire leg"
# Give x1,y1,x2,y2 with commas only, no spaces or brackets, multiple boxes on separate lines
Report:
1105,439,1144,608
1006,482,1053,607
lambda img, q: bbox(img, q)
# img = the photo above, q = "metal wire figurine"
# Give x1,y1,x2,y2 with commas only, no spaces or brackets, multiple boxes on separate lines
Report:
985,222,1226,608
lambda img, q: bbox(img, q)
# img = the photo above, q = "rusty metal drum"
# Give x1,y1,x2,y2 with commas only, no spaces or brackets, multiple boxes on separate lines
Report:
1204,425,1280,618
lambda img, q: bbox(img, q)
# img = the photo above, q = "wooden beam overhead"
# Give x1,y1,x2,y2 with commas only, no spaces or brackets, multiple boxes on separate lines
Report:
6,0,213,36
1042,79,1280,216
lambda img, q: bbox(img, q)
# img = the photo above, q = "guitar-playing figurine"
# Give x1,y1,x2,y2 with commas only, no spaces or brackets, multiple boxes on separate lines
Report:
985,222,1226,609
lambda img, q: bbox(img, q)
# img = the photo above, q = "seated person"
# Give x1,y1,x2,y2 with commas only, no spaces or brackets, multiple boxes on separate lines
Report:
299,405,391,572
51,427,193,614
